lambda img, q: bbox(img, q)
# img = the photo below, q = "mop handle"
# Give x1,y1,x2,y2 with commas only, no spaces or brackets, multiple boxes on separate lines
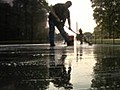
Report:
65,26,78,35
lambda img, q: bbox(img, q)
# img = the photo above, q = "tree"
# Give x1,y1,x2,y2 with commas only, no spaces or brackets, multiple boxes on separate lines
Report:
91,0,120,39
0,0,49,43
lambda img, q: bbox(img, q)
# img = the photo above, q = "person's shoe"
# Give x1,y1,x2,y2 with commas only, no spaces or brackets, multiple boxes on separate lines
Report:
50,44,55,47
67,41,73,46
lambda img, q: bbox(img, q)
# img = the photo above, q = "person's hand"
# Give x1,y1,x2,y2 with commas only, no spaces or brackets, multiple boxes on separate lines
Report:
68,27,72,30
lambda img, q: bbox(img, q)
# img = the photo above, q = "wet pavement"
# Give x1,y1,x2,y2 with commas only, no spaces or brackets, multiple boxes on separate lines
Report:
0,42,120,90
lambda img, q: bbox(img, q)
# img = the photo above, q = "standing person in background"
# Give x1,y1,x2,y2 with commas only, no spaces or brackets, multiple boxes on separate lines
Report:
78,28,83,45
48,1,73,47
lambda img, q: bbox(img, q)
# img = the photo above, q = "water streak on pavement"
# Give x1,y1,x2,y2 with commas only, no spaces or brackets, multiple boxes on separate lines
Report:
0,43,120,90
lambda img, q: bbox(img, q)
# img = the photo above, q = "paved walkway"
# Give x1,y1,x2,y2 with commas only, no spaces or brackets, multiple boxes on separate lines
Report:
0,43,120,90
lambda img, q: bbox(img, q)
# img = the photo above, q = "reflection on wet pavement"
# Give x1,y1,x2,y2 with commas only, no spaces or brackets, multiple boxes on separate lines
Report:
0,43,120,90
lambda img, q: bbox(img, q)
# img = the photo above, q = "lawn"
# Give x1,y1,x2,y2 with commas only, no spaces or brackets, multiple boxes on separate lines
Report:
91,39,120,44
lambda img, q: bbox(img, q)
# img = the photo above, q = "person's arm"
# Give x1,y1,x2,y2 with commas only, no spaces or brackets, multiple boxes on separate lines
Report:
50,6,60,22
67,11,71,30
68,17,71,30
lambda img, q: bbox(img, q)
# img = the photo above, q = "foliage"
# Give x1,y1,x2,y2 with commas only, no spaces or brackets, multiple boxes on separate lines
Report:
91,0,120,39
0,0,49,43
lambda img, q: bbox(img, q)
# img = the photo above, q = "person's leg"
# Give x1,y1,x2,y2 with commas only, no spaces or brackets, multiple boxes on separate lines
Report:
80,37,83,44
49,20,55,46
80,39,83,44
56,24,73,46
81,38,83,44
56,24,70,43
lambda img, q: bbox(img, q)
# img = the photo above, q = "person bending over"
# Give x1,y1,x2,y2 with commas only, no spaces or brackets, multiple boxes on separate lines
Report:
48,1,73,46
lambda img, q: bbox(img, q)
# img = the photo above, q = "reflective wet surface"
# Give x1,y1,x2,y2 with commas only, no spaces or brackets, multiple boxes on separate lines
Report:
0,43,120,90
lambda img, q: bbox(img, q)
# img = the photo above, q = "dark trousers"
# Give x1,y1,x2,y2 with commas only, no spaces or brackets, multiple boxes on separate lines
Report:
49,20,70,45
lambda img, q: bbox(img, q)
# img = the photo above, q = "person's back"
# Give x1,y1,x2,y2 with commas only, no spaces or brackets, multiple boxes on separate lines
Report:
49,3,70,25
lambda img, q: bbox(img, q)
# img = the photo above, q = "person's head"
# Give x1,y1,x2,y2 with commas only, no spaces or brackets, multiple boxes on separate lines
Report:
65,1,72,8
79,28,82,33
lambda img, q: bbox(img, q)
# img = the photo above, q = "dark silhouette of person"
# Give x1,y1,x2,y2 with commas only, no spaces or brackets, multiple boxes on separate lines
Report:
62,66,73,89
48,1,73,46
78,28,83,45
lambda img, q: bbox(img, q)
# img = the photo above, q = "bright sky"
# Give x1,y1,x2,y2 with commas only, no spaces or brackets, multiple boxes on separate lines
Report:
47,0,96,35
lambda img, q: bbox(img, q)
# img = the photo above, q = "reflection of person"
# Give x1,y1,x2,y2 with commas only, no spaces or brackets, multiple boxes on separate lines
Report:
51,66,73,89
62,66,73,89
49,48,73,89
79,46,83,60
48,1,73,47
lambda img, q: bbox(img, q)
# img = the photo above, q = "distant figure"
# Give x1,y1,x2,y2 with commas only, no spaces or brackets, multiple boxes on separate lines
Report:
48,1,73,47
78,28,83,45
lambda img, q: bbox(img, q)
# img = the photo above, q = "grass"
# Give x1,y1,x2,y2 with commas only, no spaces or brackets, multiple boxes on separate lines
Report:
91,39,120,44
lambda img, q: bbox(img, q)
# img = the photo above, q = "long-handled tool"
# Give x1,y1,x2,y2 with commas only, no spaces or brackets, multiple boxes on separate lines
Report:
65,26,93,45
65,26,78,35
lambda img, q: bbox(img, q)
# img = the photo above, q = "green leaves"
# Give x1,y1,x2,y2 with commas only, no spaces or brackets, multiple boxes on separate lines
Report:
91,0,120,38
0,0,49,42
